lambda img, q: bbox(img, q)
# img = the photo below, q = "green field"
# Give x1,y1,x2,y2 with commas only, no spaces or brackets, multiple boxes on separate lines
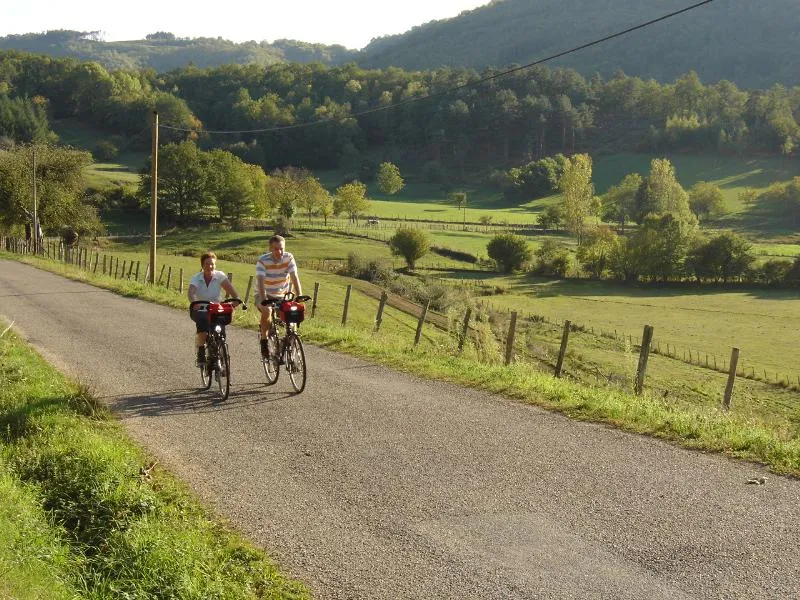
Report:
446,274,800,379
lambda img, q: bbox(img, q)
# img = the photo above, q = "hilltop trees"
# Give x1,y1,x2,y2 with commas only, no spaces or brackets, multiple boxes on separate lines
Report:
689,182,726,222
634,158,695,225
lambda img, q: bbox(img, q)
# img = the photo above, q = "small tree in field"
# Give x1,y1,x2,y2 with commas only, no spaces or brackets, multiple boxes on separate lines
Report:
451,191,468,229
389,227,430,270
334,181,370,224
487,233,532,273
376,162,405,195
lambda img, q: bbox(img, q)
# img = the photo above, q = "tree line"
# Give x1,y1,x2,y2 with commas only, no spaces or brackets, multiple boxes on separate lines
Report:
1,50,799,175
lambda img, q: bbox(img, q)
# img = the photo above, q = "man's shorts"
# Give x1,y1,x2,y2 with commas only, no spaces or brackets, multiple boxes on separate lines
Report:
255,294,284,314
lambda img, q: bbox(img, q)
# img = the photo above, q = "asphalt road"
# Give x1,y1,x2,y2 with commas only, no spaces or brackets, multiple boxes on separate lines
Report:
1,260,798,600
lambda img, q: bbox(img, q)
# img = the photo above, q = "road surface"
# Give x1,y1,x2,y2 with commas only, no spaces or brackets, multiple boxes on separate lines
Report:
1,260,798,599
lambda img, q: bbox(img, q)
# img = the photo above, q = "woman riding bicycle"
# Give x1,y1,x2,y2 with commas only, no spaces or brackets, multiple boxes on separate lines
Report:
255,235,302,358
188,252,242,366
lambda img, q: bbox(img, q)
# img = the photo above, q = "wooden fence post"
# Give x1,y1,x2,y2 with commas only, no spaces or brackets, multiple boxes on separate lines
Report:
135,261,141,282
102,254,107,275
374,291,388,332
127,261,134,279
504,311,518,365
179,268,185,294
555,320,571,378
458,308,472,353
227,272,233,285
342,284,352,325
83,249,88,270
244,275,253,302
722,347,740,411
312,282,320,318
143,264,150,284
635,325,654,395
414,300,430,346
157,264,166,285
166,266,172,289
92,253,99,274
113,257,119,279
120,260,127,279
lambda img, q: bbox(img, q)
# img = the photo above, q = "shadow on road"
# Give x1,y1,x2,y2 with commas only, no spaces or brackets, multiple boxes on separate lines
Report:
103,382,297,417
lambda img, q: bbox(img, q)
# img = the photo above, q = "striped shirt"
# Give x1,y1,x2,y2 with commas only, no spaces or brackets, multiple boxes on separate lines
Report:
255,251,298,298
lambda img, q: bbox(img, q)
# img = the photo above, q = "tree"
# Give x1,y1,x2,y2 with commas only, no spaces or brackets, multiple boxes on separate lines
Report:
627,214,692,281
389,227,430,270
451,191,468,229
559,153,594,243
603,173,641,234
634,158,695,225
686,232,754,282
576,226,619,278
689,181,726,221
487,233,532,273
0,144,100,236
376,162,405,195
139,141,211,222
319,195,335,226
334,181,370,224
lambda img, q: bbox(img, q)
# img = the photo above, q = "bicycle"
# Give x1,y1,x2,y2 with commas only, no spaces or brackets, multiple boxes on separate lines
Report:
190,298,246,401
260,292,312,393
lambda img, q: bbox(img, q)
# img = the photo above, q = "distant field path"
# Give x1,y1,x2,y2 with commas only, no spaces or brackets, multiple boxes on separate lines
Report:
1,260,798,600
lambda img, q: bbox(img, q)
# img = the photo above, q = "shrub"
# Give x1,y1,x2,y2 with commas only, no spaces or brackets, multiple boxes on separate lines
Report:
537,205,564,229
487,233,532,273
759,259,793,284
430,245,478,264
339,252,394,284
94,139,119,161
376,162,405,195
389,228,430,270
534,240,572,278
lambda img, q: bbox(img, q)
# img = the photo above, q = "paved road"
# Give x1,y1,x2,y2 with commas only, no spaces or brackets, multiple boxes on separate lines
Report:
1,260,798,600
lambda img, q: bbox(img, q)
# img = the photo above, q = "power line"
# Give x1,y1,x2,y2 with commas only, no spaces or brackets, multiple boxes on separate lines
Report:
160,0,718,135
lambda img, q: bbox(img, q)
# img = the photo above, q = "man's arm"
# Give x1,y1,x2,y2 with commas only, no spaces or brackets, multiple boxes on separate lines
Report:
290,272,302,296
188,284,198,303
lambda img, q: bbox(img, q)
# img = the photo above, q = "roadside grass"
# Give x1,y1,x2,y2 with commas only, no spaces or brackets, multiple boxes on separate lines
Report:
0,322,309,599
5,253,800,477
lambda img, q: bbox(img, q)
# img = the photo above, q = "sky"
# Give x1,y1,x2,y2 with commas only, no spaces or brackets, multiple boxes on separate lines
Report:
1,0,490,49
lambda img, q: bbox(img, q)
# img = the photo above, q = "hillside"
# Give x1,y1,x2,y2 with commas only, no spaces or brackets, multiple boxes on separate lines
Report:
0,30,356,71
359,0,800,88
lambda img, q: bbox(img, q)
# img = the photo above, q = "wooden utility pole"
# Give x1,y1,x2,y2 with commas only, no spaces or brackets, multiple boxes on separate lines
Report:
148,111,159,284
32,148,38,254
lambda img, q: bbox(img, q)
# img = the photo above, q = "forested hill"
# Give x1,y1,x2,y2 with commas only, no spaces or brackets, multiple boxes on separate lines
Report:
359,0,800,88
0,31,357,71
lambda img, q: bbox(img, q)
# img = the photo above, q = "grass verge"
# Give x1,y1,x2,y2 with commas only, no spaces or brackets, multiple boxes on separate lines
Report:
0,320,309,599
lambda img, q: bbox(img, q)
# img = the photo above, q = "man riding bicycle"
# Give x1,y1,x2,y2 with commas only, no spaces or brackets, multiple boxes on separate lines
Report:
188,252,242,366
256,235,302,358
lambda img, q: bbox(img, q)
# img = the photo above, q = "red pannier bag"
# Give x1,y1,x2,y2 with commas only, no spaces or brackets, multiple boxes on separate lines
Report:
279,300,305,324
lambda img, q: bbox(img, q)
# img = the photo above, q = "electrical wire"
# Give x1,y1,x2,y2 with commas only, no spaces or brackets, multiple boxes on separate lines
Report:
159,0,717,135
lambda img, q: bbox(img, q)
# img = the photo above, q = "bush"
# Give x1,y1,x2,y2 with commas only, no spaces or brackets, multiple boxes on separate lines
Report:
487,233,532,273
338,252,394,284
272,215,291,237
537,204,564,229
389,228,430,270
430,245,478,264
758,259,793,284
534,240,572,278
94,139,119,161
686,232,754,282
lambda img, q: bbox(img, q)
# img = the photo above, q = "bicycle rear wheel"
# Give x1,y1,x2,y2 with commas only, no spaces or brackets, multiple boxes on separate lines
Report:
215,342,231,401
199,344,213,389
286,334,307,393
261,331,280,385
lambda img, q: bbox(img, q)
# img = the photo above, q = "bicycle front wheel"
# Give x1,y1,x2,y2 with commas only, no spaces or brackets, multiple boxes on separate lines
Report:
261,331,280,386
216,342,231,401
286,334,307,393
200,344,213,389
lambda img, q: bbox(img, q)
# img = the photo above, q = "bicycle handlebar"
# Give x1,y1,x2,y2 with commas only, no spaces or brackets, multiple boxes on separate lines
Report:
260,292,312,306
190,298,247,311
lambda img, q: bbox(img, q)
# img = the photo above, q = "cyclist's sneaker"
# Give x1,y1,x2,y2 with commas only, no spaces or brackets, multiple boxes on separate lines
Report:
196,346,205,367
260,337,270,358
